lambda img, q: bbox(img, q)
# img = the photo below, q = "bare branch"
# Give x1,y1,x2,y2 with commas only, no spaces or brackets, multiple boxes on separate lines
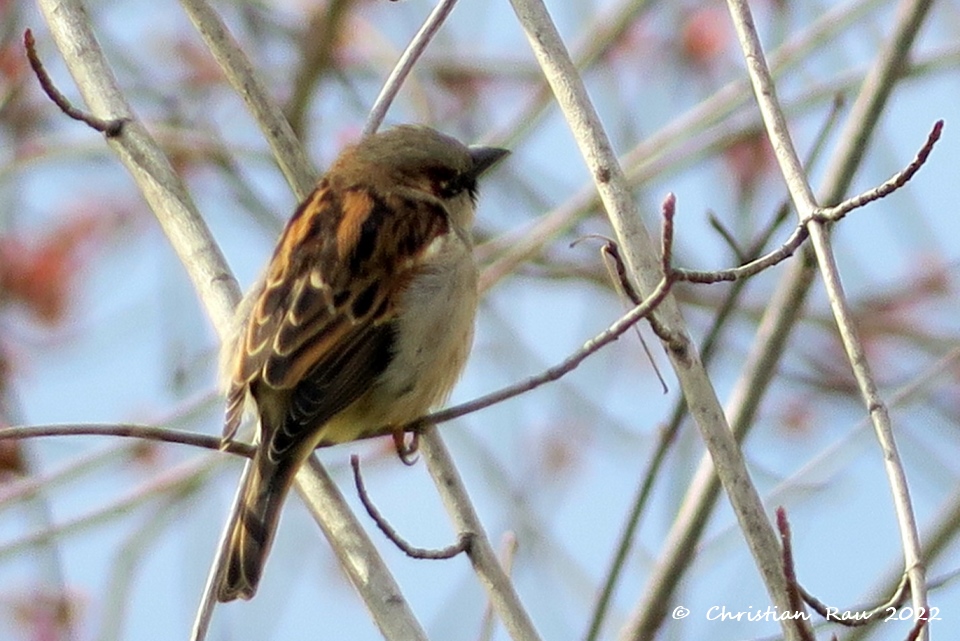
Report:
350,456,472,560
364,0,460,136
0,423,253,458
819,119,943,222
775,509,815,641
23,29,126,136
507,3,804,639
725,1,930,638
178,0,317,198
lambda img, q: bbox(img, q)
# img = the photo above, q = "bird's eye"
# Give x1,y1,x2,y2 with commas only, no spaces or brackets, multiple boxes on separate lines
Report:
426,167,472,199
441,175,480,201
438,178,461,198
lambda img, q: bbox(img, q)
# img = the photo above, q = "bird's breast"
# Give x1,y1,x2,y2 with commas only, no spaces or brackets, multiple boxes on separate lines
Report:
379,237,479,422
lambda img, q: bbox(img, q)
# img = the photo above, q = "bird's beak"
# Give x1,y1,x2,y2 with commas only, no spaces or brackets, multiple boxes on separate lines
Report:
468,146,510,178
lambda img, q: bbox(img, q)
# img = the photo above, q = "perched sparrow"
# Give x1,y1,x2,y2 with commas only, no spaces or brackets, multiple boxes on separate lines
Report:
216,125,508,602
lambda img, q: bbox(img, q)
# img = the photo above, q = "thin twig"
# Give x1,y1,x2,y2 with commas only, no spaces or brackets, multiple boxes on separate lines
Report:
673,225,809,284
819,119,943,222
0,424,253,458
571,233,668,393
600,241,641,304
23,29,126,136
668,123,948,286
796,574,908,628
600,242,669,394
364,0,460,136
659,193,675,276
644,195,682,347
569,234,641,304
707,211,747,263
350,456,471,559
775,508,815,641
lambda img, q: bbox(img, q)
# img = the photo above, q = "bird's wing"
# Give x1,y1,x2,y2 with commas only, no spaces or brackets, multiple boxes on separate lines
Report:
223,179,449,443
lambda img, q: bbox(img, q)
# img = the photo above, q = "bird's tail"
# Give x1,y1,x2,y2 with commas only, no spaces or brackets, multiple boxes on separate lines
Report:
216,449,298,602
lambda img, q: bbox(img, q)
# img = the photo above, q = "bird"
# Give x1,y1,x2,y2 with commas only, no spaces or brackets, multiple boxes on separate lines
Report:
215,125,508,602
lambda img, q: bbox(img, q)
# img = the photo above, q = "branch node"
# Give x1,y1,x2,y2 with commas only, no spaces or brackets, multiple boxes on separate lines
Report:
779,509,914,630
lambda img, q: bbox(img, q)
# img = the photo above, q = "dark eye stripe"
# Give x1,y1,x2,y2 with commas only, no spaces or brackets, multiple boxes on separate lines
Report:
423,166,471,198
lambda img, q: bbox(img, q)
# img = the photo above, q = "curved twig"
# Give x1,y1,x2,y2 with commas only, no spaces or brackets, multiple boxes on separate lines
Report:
23,29,126,136
350,456,472,560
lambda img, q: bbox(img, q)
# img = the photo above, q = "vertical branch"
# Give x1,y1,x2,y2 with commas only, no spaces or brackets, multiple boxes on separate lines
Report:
505,2,809,640
33,2,428,640
625,0,936,636
724,0,929,638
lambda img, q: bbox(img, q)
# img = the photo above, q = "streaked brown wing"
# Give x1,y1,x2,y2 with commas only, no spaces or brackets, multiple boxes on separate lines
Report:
223,178,449,442
265,320,394,459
